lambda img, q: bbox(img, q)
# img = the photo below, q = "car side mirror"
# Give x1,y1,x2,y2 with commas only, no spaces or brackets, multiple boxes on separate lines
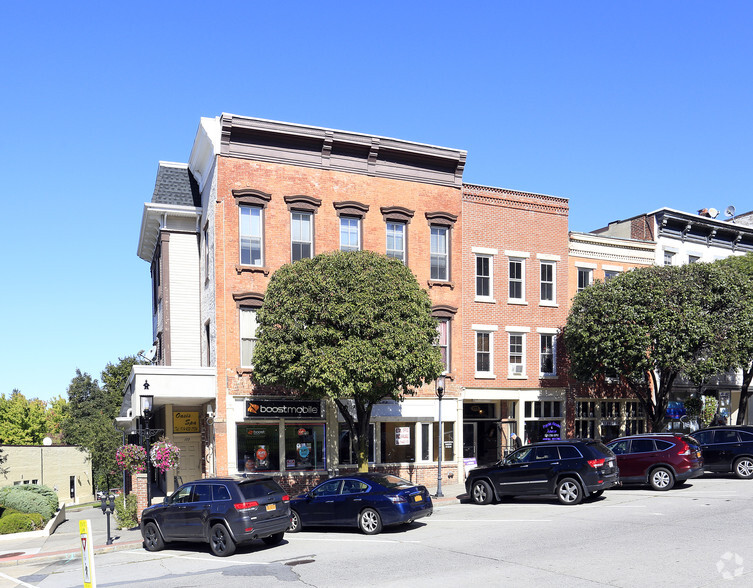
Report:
163,496,168,505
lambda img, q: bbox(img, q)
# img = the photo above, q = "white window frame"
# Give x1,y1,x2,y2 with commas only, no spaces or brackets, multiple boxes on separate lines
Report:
430,226,449,281
505,251,529,304
340,217,361,252
239,205,263,266
539,261,555,304
436,318,450,374
663,249,676,266
472,324,497,379
576,265,594,292
506,326,530,379
475,254,493,301
386,221,406,262
291,211,313,261
240,308,259,368
537,328,558,377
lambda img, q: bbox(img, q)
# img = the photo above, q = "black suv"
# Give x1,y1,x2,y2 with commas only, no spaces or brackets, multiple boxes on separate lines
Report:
140,476,291,556
466,439,619,505
690,426,753,479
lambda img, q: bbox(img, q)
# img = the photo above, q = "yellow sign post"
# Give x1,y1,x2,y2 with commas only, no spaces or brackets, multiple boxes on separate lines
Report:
79,519,96,588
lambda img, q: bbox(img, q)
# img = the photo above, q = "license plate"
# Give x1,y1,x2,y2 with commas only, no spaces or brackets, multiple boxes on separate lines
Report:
266,504,276,512
607,460,614,468
414,495,423,502
697,451,702,458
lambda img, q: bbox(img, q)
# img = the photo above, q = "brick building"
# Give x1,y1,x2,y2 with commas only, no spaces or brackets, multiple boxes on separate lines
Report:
458,185,570,465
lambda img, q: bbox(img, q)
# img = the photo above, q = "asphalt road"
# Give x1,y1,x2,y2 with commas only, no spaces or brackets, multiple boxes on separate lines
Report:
3,475,751,588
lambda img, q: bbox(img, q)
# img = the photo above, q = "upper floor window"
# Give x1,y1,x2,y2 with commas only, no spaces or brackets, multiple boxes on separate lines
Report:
604,269,620,281
663,250,675,266
386,222,406,262
476,332,492,376
340,217,360,251
688,254,701,264
476,255,492,299
577,268,593,292
430,226,449,281
508,332,526,378
539,333,556,376
509,258,525,301
291,211,313,261
540,261,555,303
436,319,450,373
240,206,263,266
240,308,259,368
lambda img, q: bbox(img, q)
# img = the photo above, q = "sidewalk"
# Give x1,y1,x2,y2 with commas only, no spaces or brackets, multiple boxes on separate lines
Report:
0,504,144,567
0,483,468,567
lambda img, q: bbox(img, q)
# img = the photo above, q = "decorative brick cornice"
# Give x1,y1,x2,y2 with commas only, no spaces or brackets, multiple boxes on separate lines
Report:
333,201,369,218
425,211,458,227
233,292,265,308
380,206,415,224
284,194,322,213
232,189,272,207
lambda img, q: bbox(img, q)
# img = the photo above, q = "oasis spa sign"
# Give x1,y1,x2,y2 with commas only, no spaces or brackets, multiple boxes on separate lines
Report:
245,399,322,420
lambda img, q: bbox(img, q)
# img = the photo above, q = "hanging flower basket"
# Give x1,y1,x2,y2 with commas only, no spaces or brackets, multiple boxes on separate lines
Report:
150,441,181,474
116,444,147,474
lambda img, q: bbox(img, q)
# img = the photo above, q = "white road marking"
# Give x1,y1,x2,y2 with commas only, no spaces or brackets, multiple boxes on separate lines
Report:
0,571,40,588
431,519,552,522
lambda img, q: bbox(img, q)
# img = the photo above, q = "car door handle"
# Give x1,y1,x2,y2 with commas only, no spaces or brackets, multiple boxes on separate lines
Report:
354,498,362,502
521,465,529,468
551,462,559,465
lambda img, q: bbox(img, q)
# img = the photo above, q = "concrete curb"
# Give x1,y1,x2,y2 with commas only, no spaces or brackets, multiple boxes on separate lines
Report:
0,539,145,567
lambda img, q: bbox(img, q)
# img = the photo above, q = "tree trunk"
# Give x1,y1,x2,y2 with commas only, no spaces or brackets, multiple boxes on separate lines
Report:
334,398,374,473
736,367,753,425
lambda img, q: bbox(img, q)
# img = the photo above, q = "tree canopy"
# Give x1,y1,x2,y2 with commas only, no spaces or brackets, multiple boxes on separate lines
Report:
564,262,751,431
0,390,48,444
252,250,443,471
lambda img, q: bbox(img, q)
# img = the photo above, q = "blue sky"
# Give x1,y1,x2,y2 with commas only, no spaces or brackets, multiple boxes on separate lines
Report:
1,1,751,402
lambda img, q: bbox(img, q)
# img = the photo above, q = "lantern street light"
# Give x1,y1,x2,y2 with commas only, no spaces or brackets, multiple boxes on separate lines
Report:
435,375,446,498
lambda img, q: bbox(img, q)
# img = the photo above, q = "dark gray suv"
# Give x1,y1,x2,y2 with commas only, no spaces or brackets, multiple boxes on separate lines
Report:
140,476,290,556
466,439,619,505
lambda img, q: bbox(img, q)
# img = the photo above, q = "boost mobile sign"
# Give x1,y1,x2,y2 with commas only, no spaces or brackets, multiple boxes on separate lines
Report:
246,399,321,420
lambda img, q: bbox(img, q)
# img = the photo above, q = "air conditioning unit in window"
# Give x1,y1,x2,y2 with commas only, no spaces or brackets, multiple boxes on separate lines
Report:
512,364,524,375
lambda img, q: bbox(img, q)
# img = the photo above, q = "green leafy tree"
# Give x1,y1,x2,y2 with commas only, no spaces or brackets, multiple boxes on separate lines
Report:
44,396,69,444
252,250,443,472
717,253,753,424
0,390,48,444
564,262,750,432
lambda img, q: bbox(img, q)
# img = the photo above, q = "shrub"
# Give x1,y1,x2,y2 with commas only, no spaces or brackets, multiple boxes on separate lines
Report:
0,507,20,519
0,513,37,534
8,484,58,513
0,488,53,520
114,493,139,529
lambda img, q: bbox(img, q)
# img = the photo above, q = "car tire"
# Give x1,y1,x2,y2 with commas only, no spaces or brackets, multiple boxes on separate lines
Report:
358,508,383,535
209,523,237,557
289,509,302,533
649,467,674,491
142,521,165,552
556,478,583,505
733,457,753,479
470,480,493,505
262,531,284,546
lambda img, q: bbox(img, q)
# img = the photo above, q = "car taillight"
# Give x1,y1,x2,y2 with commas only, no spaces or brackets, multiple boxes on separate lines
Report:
678,441,691,456
588,458,605,469
282,495,290,502
234,501,259,510
387,495,407,504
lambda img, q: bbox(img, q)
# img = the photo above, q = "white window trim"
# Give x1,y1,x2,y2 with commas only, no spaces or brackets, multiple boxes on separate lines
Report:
504,250,531,258
239,205,264,266
508,257,526,303
576,267,593,291
291,211,314,261
538,332,557,378
539,260,556,306
473,327,496,379
472,246,498,255
475,253,495,303
602,264,624,272
340,217,361,251
536,253,561,261
239,308,259,368
430,225,450,281
507,331,527,379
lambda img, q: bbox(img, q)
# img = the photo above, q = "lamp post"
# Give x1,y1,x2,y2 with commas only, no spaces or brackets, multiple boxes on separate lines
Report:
141,394,154,506
435,375,446,498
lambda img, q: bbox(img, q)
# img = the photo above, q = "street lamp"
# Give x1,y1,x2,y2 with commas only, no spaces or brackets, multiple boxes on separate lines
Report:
141,394,154,506
435,375,446,498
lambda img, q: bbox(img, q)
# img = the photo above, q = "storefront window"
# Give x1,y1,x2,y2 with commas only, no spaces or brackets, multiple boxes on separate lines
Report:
381,422,416,463
237,424,279,472
575,401,597,438
338,423,375,464
422,423,430,461
625,402,645,435
524,401,563,443
432,422,454,462
284,424,325,471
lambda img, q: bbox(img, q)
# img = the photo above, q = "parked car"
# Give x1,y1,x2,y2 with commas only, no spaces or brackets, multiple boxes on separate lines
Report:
605,433,703,490
288,473,432,535
690,426,753,479
465,439,619,505
140,476,290,557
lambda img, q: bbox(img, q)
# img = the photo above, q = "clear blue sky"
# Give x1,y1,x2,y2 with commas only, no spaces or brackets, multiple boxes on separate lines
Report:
2,1,751,402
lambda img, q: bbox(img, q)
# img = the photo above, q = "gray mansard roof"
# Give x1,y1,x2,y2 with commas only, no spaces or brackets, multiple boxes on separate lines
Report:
151,162,201,207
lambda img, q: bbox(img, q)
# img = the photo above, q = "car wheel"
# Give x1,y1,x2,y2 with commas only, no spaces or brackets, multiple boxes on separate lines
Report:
289,509,302,533
209,523,237,557
262,531,284,546
733,457,753,479
358,508,383,535
556,478,583,505
649,467,674,491
470,480,493,505
142,521,165,552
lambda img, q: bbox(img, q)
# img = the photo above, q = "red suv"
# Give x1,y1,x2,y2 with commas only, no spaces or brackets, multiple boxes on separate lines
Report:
606,434,703,491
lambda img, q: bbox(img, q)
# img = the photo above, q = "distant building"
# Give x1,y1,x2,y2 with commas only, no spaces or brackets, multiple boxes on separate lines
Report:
0,445,93,506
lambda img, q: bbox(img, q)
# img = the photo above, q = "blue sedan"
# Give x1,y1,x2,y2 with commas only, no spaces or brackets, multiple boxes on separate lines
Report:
288,473,433,535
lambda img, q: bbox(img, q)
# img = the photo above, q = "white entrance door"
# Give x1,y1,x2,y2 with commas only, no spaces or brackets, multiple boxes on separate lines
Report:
173,434,202,486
